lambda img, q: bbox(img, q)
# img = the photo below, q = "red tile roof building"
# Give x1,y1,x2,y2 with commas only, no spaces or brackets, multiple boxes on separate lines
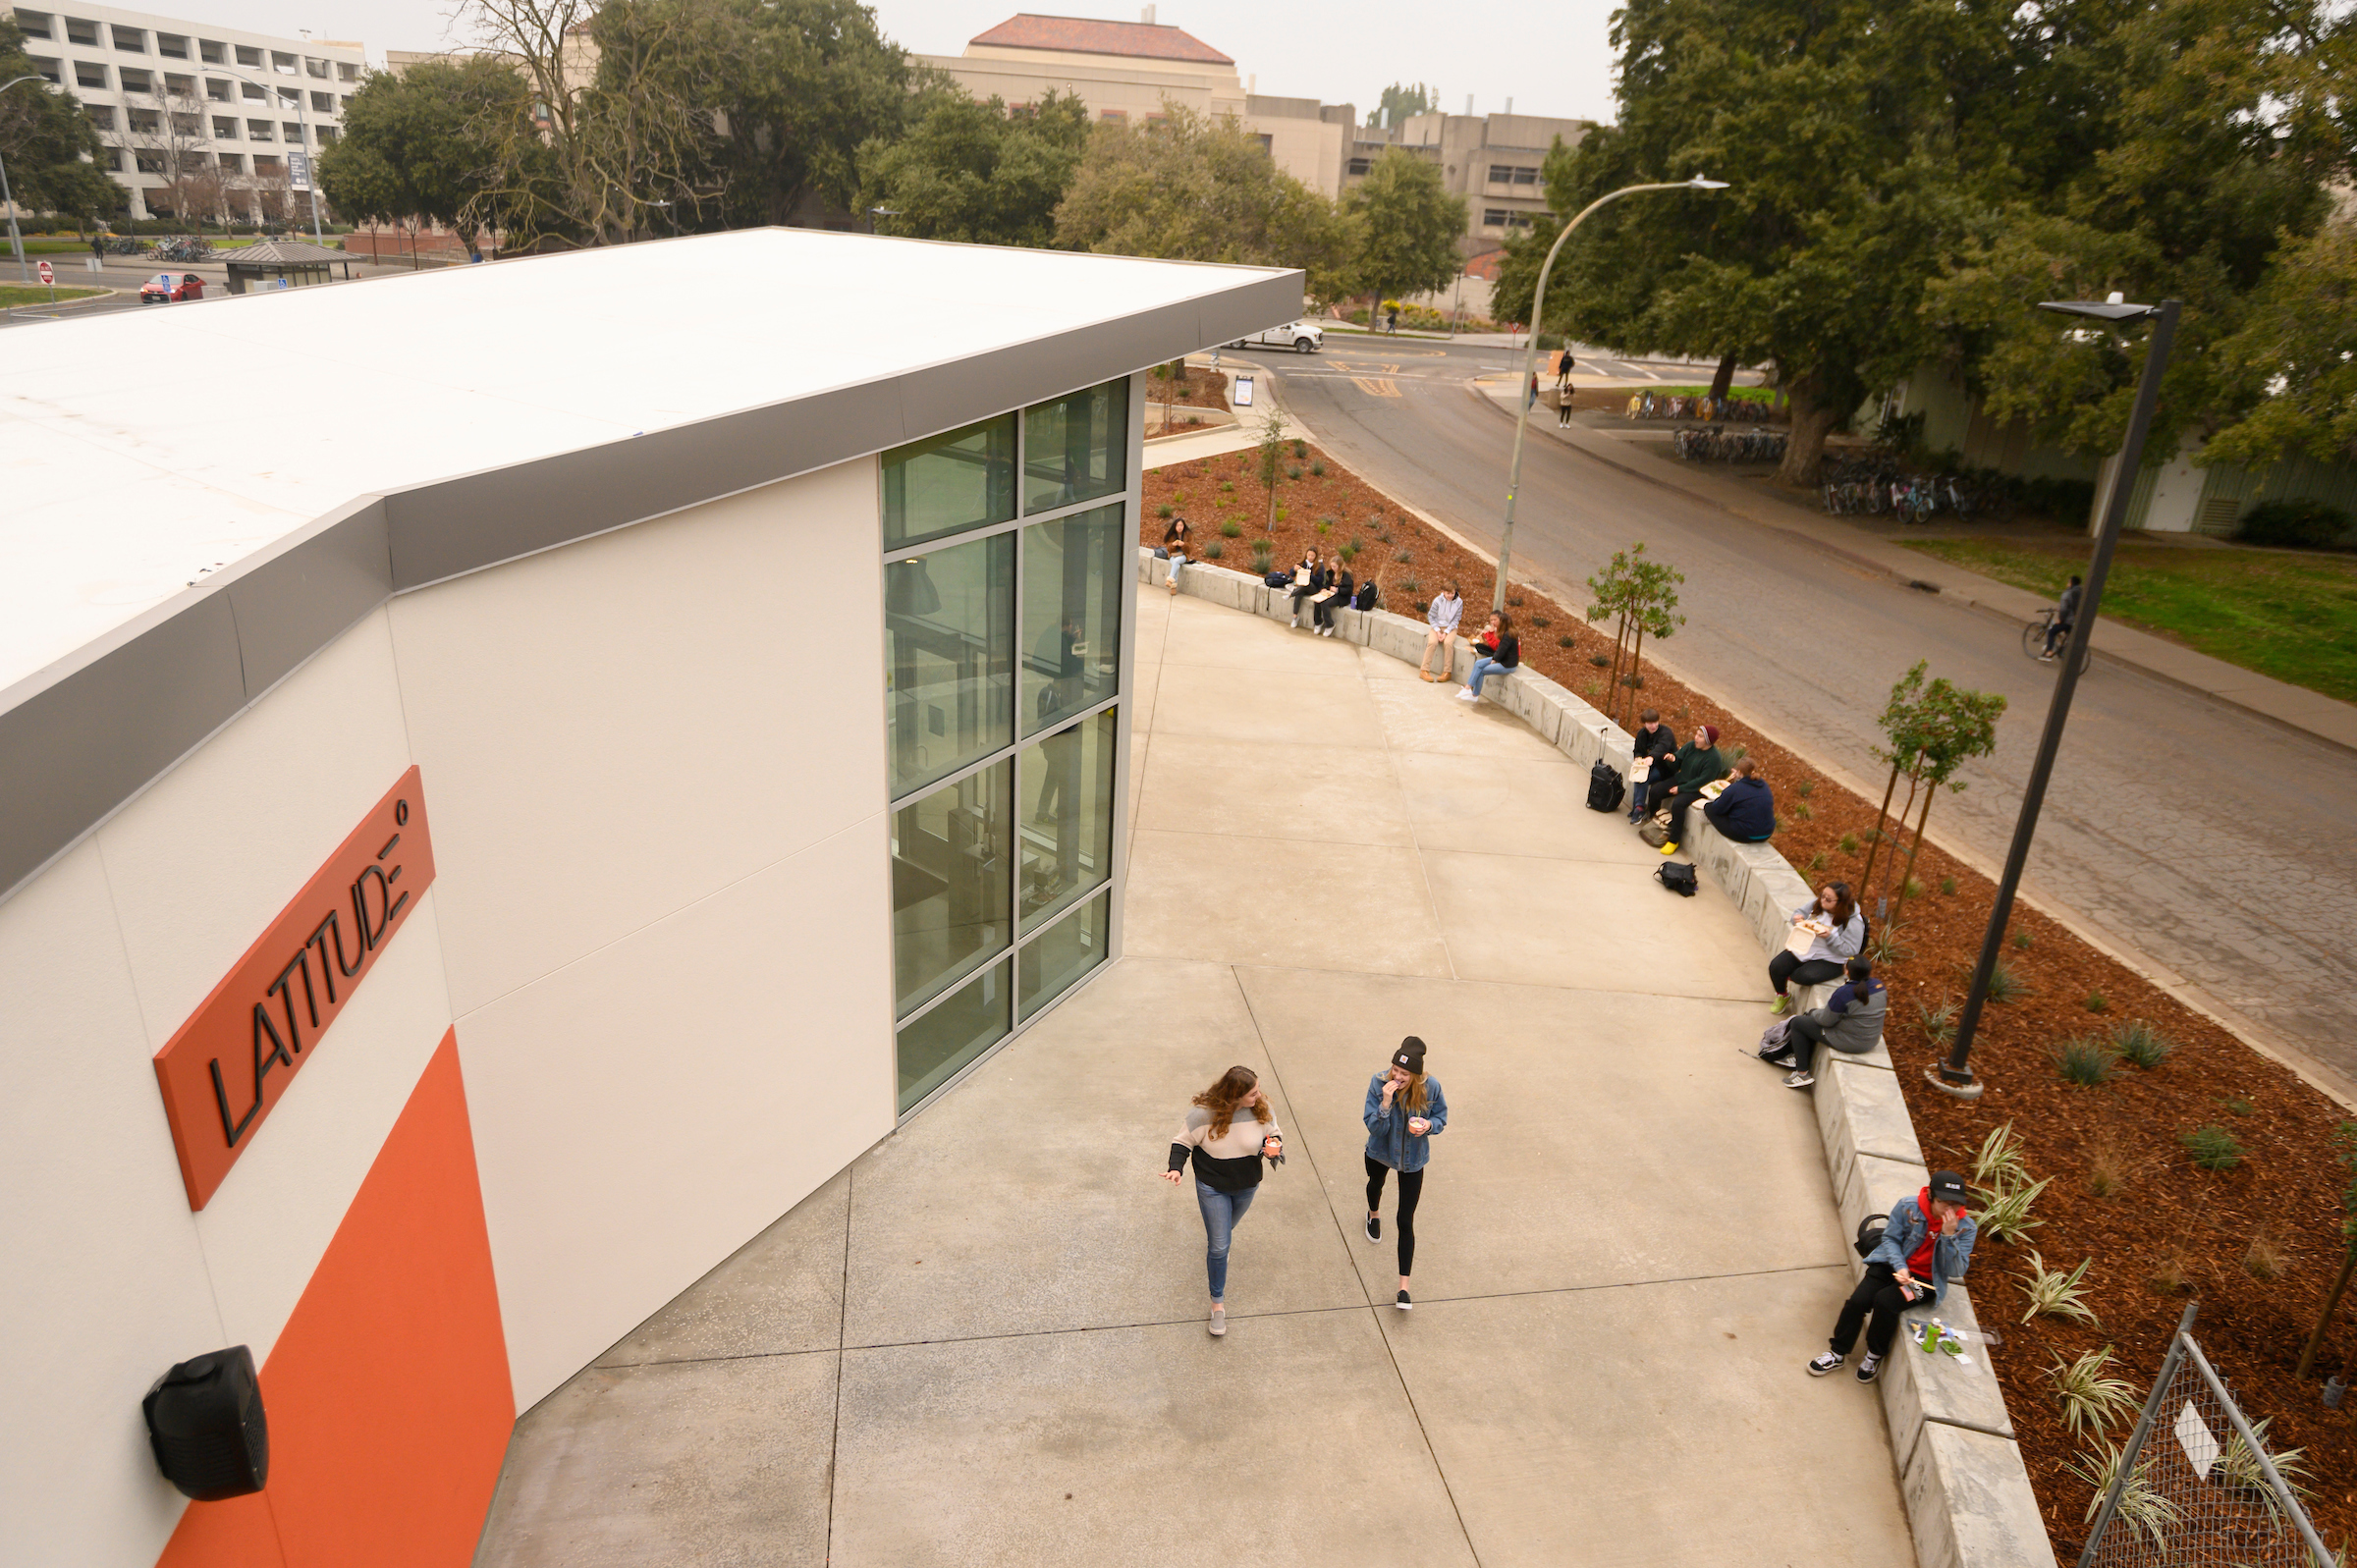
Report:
966,14,1234,66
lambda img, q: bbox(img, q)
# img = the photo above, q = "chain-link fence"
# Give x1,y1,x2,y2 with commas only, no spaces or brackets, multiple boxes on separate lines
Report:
2078,1302,2335,1567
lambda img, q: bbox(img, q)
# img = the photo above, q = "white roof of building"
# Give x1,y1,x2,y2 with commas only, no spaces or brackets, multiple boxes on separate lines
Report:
0,228,1289,697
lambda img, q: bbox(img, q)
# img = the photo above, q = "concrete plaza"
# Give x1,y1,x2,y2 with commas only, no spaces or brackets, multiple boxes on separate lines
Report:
472,587,1918,1567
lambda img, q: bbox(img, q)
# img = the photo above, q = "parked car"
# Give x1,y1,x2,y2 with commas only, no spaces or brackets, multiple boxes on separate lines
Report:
138,273,205,304
1228,320,1323,353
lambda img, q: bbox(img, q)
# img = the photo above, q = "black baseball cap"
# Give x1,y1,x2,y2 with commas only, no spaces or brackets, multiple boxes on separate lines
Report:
1928,1170,1969,1208
1392,1037,1426,1073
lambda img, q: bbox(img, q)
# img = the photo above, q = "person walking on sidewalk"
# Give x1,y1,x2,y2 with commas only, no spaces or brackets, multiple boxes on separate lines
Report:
1629,709,1678,825
1420,584,1464,681
1363,1037,1448,1310
1768,881,1864,1012
2040,574,2082,660
1458,613,1519,703
1164,1065,1285,1337
1556,350,1577,427
1809,1171,1975,1383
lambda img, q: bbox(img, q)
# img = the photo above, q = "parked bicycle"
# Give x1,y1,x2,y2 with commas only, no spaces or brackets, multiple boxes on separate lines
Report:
1672,426,1788,463
145,237,214,263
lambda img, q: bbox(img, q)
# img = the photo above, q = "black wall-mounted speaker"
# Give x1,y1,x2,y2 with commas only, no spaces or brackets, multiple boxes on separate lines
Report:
143,1345,269,1500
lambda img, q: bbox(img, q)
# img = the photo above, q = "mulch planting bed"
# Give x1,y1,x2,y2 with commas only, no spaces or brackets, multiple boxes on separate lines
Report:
1144,442,2357,1559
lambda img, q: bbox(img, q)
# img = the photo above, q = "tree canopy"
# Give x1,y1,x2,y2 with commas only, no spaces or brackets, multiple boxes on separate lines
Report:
1513,0,2352,484
857,89,1089,247
319,57,528,250
0,19,118,225
1374,81,1435,131
1054,103,1356,298
1344,147,1463,306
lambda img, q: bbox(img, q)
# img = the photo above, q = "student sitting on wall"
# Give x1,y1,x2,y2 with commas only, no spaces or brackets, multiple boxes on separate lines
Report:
1312,567,1354,637
1762,956,1887,1090
1288,552,1327,628
1702,756,1775,842
1656,724,1726,856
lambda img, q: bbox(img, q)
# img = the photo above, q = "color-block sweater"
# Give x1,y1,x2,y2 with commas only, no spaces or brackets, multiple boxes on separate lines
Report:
1168,1106,1281,1193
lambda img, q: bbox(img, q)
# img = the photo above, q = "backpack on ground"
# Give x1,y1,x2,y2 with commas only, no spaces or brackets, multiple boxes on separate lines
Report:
1585,758,1625,813
1637,808,1672,848
1655,861,1697,896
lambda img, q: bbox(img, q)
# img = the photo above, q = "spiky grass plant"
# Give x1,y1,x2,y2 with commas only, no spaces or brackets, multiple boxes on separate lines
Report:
2067,1438,2182,1555
2180,1125,2243,1171
2054,1035,2120,1087
1968,1120,2028,1192
2019,1251,2100,1325
2111,1019,2173,1070
1917,999,1957,1049
1973,1175,2051,1245
2047,1346,2138,1435
2217,1417,2315,1522
1983,959,2031,1002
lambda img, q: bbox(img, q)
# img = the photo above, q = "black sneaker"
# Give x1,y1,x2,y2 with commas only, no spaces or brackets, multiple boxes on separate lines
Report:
1855,1352,1883,1383
1366,1215,1381,1242
1396,1290,1412,1310
1807,1351,1844,1377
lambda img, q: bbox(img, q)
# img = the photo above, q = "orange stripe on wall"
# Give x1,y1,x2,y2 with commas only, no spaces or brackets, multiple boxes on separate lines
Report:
157,1029,513,1568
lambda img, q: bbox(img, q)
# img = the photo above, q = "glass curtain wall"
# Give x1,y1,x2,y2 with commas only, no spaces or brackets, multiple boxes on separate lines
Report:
884,378,1131,1115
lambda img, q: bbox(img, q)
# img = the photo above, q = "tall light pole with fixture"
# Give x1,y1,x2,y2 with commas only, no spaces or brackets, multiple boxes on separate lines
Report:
1932,295,2179,1098
216,64,323,242
0,74,43,283
1490,176,1728,614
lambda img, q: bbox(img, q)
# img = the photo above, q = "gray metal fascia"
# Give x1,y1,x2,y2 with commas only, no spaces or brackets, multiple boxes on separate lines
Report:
0,268,1302,907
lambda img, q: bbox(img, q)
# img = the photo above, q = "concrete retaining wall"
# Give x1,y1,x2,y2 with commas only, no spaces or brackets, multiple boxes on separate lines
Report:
1136,548,2057,1568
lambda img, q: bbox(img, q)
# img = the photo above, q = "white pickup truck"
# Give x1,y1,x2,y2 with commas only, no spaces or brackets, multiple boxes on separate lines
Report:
1227,320,1324,353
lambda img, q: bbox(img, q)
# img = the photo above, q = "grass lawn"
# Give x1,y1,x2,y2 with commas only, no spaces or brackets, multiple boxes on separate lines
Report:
0,283,108,307
1902,536,2357,704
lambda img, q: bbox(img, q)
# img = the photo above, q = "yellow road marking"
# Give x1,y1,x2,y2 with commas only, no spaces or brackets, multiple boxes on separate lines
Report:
1352,378,1402,397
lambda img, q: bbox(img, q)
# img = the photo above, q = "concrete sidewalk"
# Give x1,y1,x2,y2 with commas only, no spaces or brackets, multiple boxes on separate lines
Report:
1473,375,2357,752
471,587,1919,1567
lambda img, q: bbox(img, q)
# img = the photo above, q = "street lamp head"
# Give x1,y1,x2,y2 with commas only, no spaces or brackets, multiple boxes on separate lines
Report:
2039,297,2159,322
1686,175,1729,189
868,206,900,216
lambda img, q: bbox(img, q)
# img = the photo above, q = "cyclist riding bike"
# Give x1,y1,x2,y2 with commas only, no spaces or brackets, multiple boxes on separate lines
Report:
2039,575,2082,661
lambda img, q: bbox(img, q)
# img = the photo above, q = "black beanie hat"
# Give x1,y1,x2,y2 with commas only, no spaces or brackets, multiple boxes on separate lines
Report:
1392,1036,1427,1073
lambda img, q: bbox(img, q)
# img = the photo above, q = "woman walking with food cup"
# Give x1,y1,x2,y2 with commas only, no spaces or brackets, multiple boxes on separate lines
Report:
1363,1037,1448,1310
1164,1064,1285,1337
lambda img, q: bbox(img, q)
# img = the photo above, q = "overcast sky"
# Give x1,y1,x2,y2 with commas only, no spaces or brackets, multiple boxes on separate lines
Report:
183,0,1624,124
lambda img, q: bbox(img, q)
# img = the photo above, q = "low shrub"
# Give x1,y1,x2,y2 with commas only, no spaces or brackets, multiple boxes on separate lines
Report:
2179,1124,2242,1170
1157,503,1174,518
2236,498,2349,550
1939,876,1957,895
1968,1119,2027,1189
2012,929,2033,950
2084,1133,2130,1197
1806,850,1828,872
1974,1175,2050,1244
1202,540,1225,560
2018,1252,2099,1325
1795,779,1814,797
2111,1019,2172,1069
2083,991,2110,1013
2243,1229,2285,1279
2054,1035,2119,1086
1837,833,1860,853
1219,519,1242,538
1310,460,1327,476
2048,1346,2138,1434
1983,959,2031,1002
1558,634,1576,648
1917,998,1957,1048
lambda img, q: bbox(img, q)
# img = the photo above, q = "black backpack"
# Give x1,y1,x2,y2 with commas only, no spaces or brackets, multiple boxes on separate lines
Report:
1585,758,1625,813
1855,1215,1888,1259
1354,580,1379,612
1655,861,1697,896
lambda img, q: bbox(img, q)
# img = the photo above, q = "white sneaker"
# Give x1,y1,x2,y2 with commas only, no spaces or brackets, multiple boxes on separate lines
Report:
1456,688,1478,702
1209,1305,1226,1337
1807,1351,1844,1376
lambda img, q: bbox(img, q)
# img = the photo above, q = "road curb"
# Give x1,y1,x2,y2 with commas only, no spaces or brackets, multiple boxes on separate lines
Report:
1461,376,2357,760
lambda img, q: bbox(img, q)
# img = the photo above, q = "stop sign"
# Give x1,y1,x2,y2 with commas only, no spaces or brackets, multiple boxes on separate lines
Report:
36,260,53,285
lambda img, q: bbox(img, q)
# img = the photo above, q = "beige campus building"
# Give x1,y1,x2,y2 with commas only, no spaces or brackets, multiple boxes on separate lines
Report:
917,12,1353,197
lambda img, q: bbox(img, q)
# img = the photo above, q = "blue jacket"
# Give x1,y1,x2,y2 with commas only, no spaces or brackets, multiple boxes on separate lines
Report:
1865,1193,1977,1305
1704,776,1775,840
1363,1073,1449,1172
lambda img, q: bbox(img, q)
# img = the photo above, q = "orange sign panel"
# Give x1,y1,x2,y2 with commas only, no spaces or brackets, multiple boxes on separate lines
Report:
153,768,437,1210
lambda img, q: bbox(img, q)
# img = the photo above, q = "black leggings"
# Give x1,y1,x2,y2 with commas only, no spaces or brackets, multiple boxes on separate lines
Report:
1365,1157,1425,1276
1769,950,1843,997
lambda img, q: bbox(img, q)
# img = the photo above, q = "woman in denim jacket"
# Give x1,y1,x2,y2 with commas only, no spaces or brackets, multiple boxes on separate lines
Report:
1363,1036,1449,1311
1809,1170,1976,1384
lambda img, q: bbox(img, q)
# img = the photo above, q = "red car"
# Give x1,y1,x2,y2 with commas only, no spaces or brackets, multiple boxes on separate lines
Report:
139,273,205,303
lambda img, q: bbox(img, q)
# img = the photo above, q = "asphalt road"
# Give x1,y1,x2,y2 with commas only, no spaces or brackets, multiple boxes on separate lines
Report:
1253,337,2357,1100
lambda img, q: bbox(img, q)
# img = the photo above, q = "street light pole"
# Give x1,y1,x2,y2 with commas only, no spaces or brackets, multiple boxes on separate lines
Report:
1490,176,1727,614
218,66,323,242
1934,296,2179,1096
1,74,43,284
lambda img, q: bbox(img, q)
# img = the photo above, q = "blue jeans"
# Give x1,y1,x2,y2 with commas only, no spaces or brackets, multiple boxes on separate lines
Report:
1467,657,1509,695
1195,1180,1258,1301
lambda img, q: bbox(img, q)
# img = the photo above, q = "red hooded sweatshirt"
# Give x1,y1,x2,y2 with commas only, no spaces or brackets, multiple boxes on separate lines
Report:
1905,1186,1945,1278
